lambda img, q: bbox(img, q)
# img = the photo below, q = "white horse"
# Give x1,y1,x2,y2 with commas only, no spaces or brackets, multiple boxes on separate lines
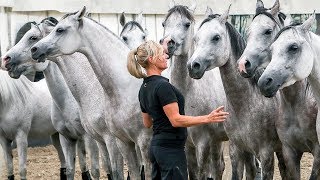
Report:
2,17,125,179
238,1,320,179
159,2,228,179
187,6,287,179
0,69,66,180
2,18,101,180
30,7,153,179
120,12,147,49
257,13,320,178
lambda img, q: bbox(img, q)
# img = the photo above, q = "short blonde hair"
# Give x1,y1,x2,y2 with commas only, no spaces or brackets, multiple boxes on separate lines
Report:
127,40,163,78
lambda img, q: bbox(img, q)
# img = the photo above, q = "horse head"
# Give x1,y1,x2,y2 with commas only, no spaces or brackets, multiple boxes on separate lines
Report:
237,0,288,78
120,12,147,49
258,12,316,97
2,17,57,78
31,6,88,61
187,5,244,79
160,1,196,57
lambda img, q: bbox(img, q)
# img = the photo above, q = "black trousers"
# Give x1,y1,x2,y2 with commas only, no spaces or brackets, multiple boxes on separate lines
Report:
149,145,188,180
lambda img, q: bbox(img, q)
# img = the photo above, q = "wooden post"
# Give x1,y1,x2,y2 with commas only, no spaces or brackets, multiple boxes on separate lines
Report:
0,7,11,56
316,13,320,35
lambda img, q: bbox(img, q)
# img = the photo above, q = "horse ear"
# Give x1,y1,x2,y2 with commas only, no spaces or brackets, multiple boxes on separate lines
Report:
300,11,316,32
283,14,294,26
219,4,231,24
135,12,143,25
205,6,213,17
120,12,126,27
256,0,264,9
189,0,197,13
75,6,86,20
169,0,175,9
269,0,280,16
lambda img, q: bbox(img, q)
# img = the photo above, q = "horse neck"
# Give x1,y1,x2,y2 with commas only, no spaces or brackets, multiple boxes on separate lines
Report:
307,33,320,104
0,70,34,106
280,80,308,106
43,61,76,107
170,31,195,93
79,18,140,106
219,52,260,107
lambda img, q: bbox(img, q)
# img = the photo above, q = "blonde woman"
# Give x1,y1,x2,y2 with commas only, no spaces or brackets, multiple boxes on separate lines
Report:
127,40,229,180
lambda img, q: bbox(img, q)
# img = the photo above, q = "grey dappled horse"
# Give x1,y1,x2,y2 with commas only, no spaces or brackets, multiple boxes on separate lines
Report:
30,7,152,179
159,3,228,179
3,17,125,180
2,18,101,180
187,6,287,179
0,70,66,180
258,13,320,178
120,12,147,49
238,1,320,179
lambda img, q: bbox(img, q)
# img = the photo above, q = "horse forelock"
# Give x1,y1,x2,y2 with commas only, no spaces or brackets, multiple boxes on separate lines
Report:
253,11,283,28
164,5,195,23
120,21,145,35
198,14,220,30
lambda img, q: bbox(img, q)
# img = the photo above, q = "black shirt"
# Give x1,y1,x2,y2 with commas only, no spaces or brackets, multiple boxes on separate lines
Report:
139,75,187,147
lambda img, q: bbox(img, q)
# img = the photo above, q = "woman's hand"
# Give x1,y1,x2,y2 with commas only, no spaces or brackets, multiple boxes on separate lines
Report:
207,106,229,123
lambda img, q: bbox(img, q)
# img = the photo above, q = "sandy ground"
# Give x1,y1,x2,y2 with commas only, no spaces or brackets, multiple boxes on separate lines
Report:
0,143,314,180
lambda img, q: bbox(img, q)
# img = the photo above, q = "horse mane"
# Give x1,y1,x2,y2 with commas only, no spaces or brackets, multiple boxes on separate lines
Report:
164,5,195,23
253,9,286,27
273,22,302,42
15,21,36,45
61,12,126,45
120,21,145,35
0,70,34,105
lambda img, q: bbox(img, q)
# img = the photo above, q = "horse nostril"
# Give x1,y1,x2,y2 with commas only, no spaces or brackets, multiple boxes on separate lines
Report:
245,60,251,69
265,77,273,86
159,39,164,44
192,62,201,70
31,47,38,53
3,56,11,63
168,40,175,46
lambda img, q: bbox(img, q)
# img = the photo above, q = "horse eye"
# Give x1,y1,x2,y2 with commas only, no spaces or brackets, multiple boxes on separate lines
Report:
142,35,146,40
56,28,64,33
288,44,299,52
212,35,220,42
122,36,128,42
162,22,165,27
185,22,191,28
29,36,38,41
264,29,272,35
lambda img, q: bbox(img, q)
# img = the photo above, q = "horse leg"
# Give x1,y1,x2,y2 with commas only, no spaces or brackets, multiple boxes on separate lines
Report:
84,134,100,179
242,152,256,180
115,139,139,179
209,142,225,180
15,131,28,180
275,150,290,180
136,132,152,179
281,145,302,180
259,149,275,180
229,141,244,180
96,141,112,177
105,135,124,180
309,146,320,180
0,137,14,179
186,143,197,180
51,132,67,180
59,134,77,180
195,140,211,179
76,137,93,180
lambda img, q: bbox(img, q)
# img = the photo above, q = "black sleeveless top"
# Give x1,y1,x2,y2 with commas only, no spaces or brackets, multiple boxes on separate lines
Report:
139,75,187,148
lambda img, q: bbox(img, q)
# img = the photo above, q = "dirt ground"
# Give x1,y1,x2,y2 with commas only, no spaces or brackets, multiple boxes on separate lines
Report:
0,143,314,180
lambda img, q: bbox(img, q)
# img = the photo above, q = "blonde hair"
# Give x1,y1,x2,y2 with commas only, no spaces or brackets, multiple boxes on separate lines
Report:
127,40,163,79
